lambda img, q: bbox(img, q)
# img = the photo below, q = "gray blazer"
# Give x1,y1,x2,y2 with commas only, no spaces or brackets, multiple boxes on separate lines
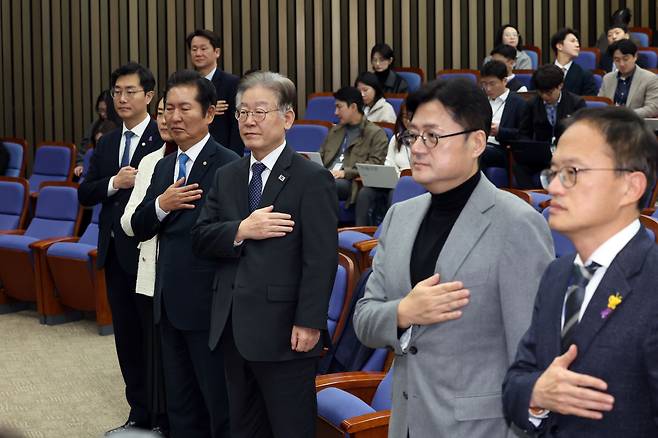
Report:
598,65,658,118
353,175,554,438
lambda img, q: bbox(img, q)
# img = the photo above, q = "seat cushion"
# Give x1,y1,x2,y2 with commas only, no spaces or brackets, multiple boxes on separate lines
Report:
47,242,96,261
0,234,39,252
317,387,376,428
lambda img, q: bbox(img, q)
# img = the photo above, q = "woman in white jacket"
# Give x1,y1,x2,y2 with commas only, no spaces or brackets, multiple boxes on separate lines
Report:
120,98,176,433
355,71,397,124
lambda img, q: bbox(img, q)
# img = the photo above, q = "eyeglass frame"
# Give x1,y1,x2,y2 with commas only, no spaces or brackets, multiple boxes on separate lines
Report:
234,108,281,122
399,128,478,149
110,88,146,99
540,166,635,189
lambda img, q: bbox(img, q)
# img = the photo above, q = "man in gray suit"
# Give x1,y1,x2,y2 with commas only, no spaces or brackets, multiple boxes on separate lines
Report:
353,78,554,438
598,39,658,118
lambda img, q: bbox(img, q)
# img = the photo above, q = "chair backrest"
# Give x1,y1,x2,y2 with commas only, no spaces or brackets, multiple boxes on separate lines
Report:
2,138,28,177
484,167,509,188
574,48,600,71
370,369,394,411
583,96,613,108
630,32,650,47
391,176,426,205
0,177,29,230
591,69,604,93
28,142,75,193
394,67,423,92
384,93,406,115
523,48,540,69
512,69,534,89
640,215,658,243
542,207,575,257
327,253,356,342
436,69,479,84
629,27,653,45
375,122,395,141
304,93,337,123
79,204,102,246
637,49,658,69
26,184,80,239
286,120,332,152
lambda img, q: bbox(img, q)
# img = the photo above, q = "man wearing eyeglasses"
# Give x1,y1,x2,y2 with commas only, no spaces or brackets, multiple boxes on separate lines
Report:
353,78,554,438
503,106,658,437
192,71,337,438
78,62,163,435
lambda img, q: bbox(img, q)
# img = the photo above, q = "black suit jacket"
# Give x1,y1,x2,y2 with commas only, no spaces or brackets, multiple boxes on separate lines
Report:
506,77,525,93
209,68,244,157
599,53,614,73
78,120,162,273
519,91,586,143
503,229,658,437
191,145,338,361
130,138,239,331
496,91,527,144
563,62,599,96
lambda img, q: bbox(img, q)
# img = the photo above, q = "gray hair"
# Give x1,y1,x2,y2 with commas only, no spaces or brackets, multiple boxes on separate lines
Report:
236,71,296,114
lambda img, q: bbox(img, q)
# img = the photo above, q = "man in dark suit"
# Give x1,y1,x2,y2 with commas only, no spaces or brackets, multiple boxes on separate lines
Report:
479,60,528,169
503,106,658,437
551,28,599,96
191,71,338,438
78,62,163,434
516,64,586,188
187,29,243,156
131,70,238,438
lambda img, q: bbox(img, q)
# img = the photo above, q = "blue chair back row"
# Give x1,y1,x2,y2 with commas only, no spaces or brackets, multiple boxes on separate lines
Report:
2,139,27,177
0,177,28,230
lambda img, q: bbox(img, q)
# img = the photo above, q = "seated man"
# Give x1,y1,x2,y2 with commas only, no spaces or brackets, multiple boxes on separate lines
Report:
319,86,388,225
599,39,658,118
479,60,528,170
551,28,598,96
517,64,586,188
503,106,658,437
490,44,528,92
598,23,632,72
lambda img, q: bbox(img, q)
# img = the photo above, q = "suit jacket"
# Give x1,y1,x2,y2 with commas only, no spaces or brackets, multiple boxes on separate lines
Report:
78,120,162,273
519,91,586,143
209,68,244,156
599,65,658,118
503,229,658,437
599,53,613,73
563,62,599,96
496,91,528,144
130,137,239,331
507,77,525,93
191,145,339,361
353,175,554,438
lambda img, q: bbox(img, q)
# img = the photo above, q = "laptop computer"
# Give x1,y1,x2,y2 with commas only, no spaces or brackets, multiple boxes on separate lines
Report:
356,163,399,189
298,151,324,166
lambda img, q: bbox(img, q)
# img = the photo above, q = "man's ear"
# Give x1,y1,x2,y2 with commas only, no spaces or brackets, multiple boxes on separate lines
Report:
283,109,295,129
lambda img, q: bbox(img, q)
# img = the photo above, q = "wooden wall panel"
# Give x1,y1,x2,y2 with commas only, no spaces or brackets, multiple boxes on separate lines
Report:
1,0,657,152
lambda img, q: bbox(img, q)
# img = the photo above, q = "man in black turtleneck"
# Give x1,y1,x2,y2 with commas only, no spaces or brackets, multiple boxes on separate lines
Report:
353,78,554,438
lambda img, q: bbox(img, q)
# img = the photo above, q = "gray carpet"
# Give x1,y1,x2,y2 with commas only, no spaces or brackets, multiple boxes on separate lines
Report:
0,311,127,437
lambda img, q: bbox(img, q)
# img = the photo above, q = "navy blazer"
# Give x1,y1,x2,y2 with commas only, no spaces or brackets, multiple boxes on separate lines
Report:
563,62,599,96
503,228,658,437
78,120,162,273
209,68,244,157
496,91,528,144
130,137,239,331
519,91,586,143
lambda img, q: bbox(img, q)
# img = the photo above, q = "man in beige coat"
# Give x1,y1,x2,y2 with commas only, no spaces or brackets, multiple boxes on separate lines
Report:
598,39,658,118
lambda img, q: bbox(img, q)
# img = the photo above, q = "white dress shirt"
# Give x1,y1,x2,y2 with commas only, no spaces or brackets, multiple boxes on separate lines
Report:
204,67,217,81
107,114,152,196
554,60,573,77
248,141,287,192
488,88,509,145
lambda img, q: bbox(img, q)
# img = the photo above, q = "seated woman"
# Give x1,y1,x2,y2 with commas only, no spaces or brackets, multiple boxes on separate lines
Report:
370,43,408,93
355,71,397,124
483,24,532,70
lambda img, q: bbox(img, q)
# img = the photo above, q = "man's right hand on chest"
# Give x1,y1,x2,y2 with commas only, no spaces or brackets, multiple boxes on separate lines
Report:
235,205,294,242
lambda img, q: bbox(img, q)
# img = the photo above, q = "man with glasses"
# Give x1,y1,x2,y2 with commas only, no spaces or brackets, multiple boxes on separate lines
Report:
503,106,658,437
353,78,553,438
192,71,338,438
78,62,163,435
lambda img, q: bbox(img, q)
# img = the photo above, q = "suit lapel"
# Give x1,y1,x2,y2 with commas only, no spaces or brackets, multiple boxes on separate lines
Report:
130,119,159,168
258,146,293,209
625,67,642,108
549,255,578,355
236,156,251,218
186,140,217,185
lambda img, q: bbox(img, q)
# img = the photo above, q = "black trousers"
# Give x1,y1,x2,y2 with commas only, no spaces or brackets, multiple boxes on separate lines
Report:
159,306,231,438
220,317,318,438
335,178,351,201
104,244,149,426
355,186,391,226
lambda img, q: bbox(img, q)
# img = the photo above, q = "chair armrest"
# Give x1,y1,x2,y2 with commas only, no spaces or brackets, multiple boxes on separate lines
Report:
642,208,655,216
342,410,391,435
0,229,26,235
29,236,79,251
353,239,378,253
316,372,386,392
88,248,98,258
338,226,379,235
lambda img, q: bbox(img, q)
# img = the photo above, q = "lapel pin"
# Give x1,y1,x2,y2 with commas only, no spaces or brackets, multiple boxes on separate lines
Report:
148,135,152,141
600,293,623,319
203,161,207,166
141,142,146,146
278,174,286,182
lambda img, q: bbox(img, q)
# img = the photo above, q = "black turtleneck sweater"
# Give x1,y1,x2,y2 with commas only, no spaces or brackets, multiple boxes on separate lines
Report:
410,172,481,287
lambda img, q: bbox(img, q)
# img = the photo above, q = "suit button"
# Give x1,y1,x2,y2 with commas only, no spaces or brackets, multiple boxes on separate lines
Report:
402,391,408,400
409,346,418,355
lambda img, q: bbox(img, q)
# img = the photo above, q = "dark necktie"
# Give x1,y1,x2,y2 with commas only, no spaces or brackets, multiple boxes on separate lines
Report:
249,162,267,212
561,262,601,352
546,104,557,127
120,131,134,167
176,153,189,183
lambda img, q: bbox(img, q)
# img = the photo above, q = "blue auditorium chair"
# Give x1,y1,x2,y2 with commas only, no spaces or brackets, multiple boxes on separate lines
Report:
28,142,76,194
384,93,405,116
374,122,394,142
512,69,534,90
436,69,479,83
484,167,510,188
591,69,604,94
304,92,337,123
523,46,541,69
1,138,27,177
327,253,356,344
573,48,599,71
393,67,424,92
0,177,29,231
286,120,333,153
640,215,658,243
0,183,81,313
542,207,575,257
630,32,650,47
637,48,658,69
583,96,612,108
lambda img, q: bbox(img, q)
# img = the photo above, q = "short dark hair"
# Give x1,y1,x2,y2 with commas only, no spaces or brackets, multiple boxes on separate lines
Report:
110,62,156,92
550,28,580,55
490,44,517,61
334,86,365,114
608,38,638,57
355,71,384,104
164,69,217,114
611,7,632,25
186,29,221,50
533,64,564,92
480,60,508,81
370,43,394,60
564,106,658,208
406,78,491,137
606,23,629,34
493,24,525,50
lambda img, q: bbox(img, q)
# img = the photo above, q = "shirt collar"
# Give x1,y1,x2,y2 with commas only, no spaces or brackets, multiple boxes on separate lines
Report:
204,67,217,81
491,88,510,103
617,66,636,81
574,219,641,269
506,73,516,81
122,114,151,140
555,60,573,73
177,132,210,163
250,141,287,171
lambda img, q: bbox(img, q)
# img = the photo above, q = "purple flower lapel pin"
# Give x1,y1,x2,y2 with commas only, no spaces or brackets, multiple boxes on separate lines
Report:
600,293,623,319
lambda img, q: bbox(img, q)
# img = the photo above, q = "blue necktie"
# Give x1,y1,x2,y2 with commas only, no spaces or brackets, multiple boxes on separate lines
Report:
177,153,189,183
546,104,557,127
249,162,267,212
120,131,134,167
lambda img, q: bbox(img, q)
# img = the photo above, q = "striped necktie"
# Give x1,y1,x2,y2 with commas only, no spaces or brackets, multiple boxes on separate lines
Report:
561,262,601,352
